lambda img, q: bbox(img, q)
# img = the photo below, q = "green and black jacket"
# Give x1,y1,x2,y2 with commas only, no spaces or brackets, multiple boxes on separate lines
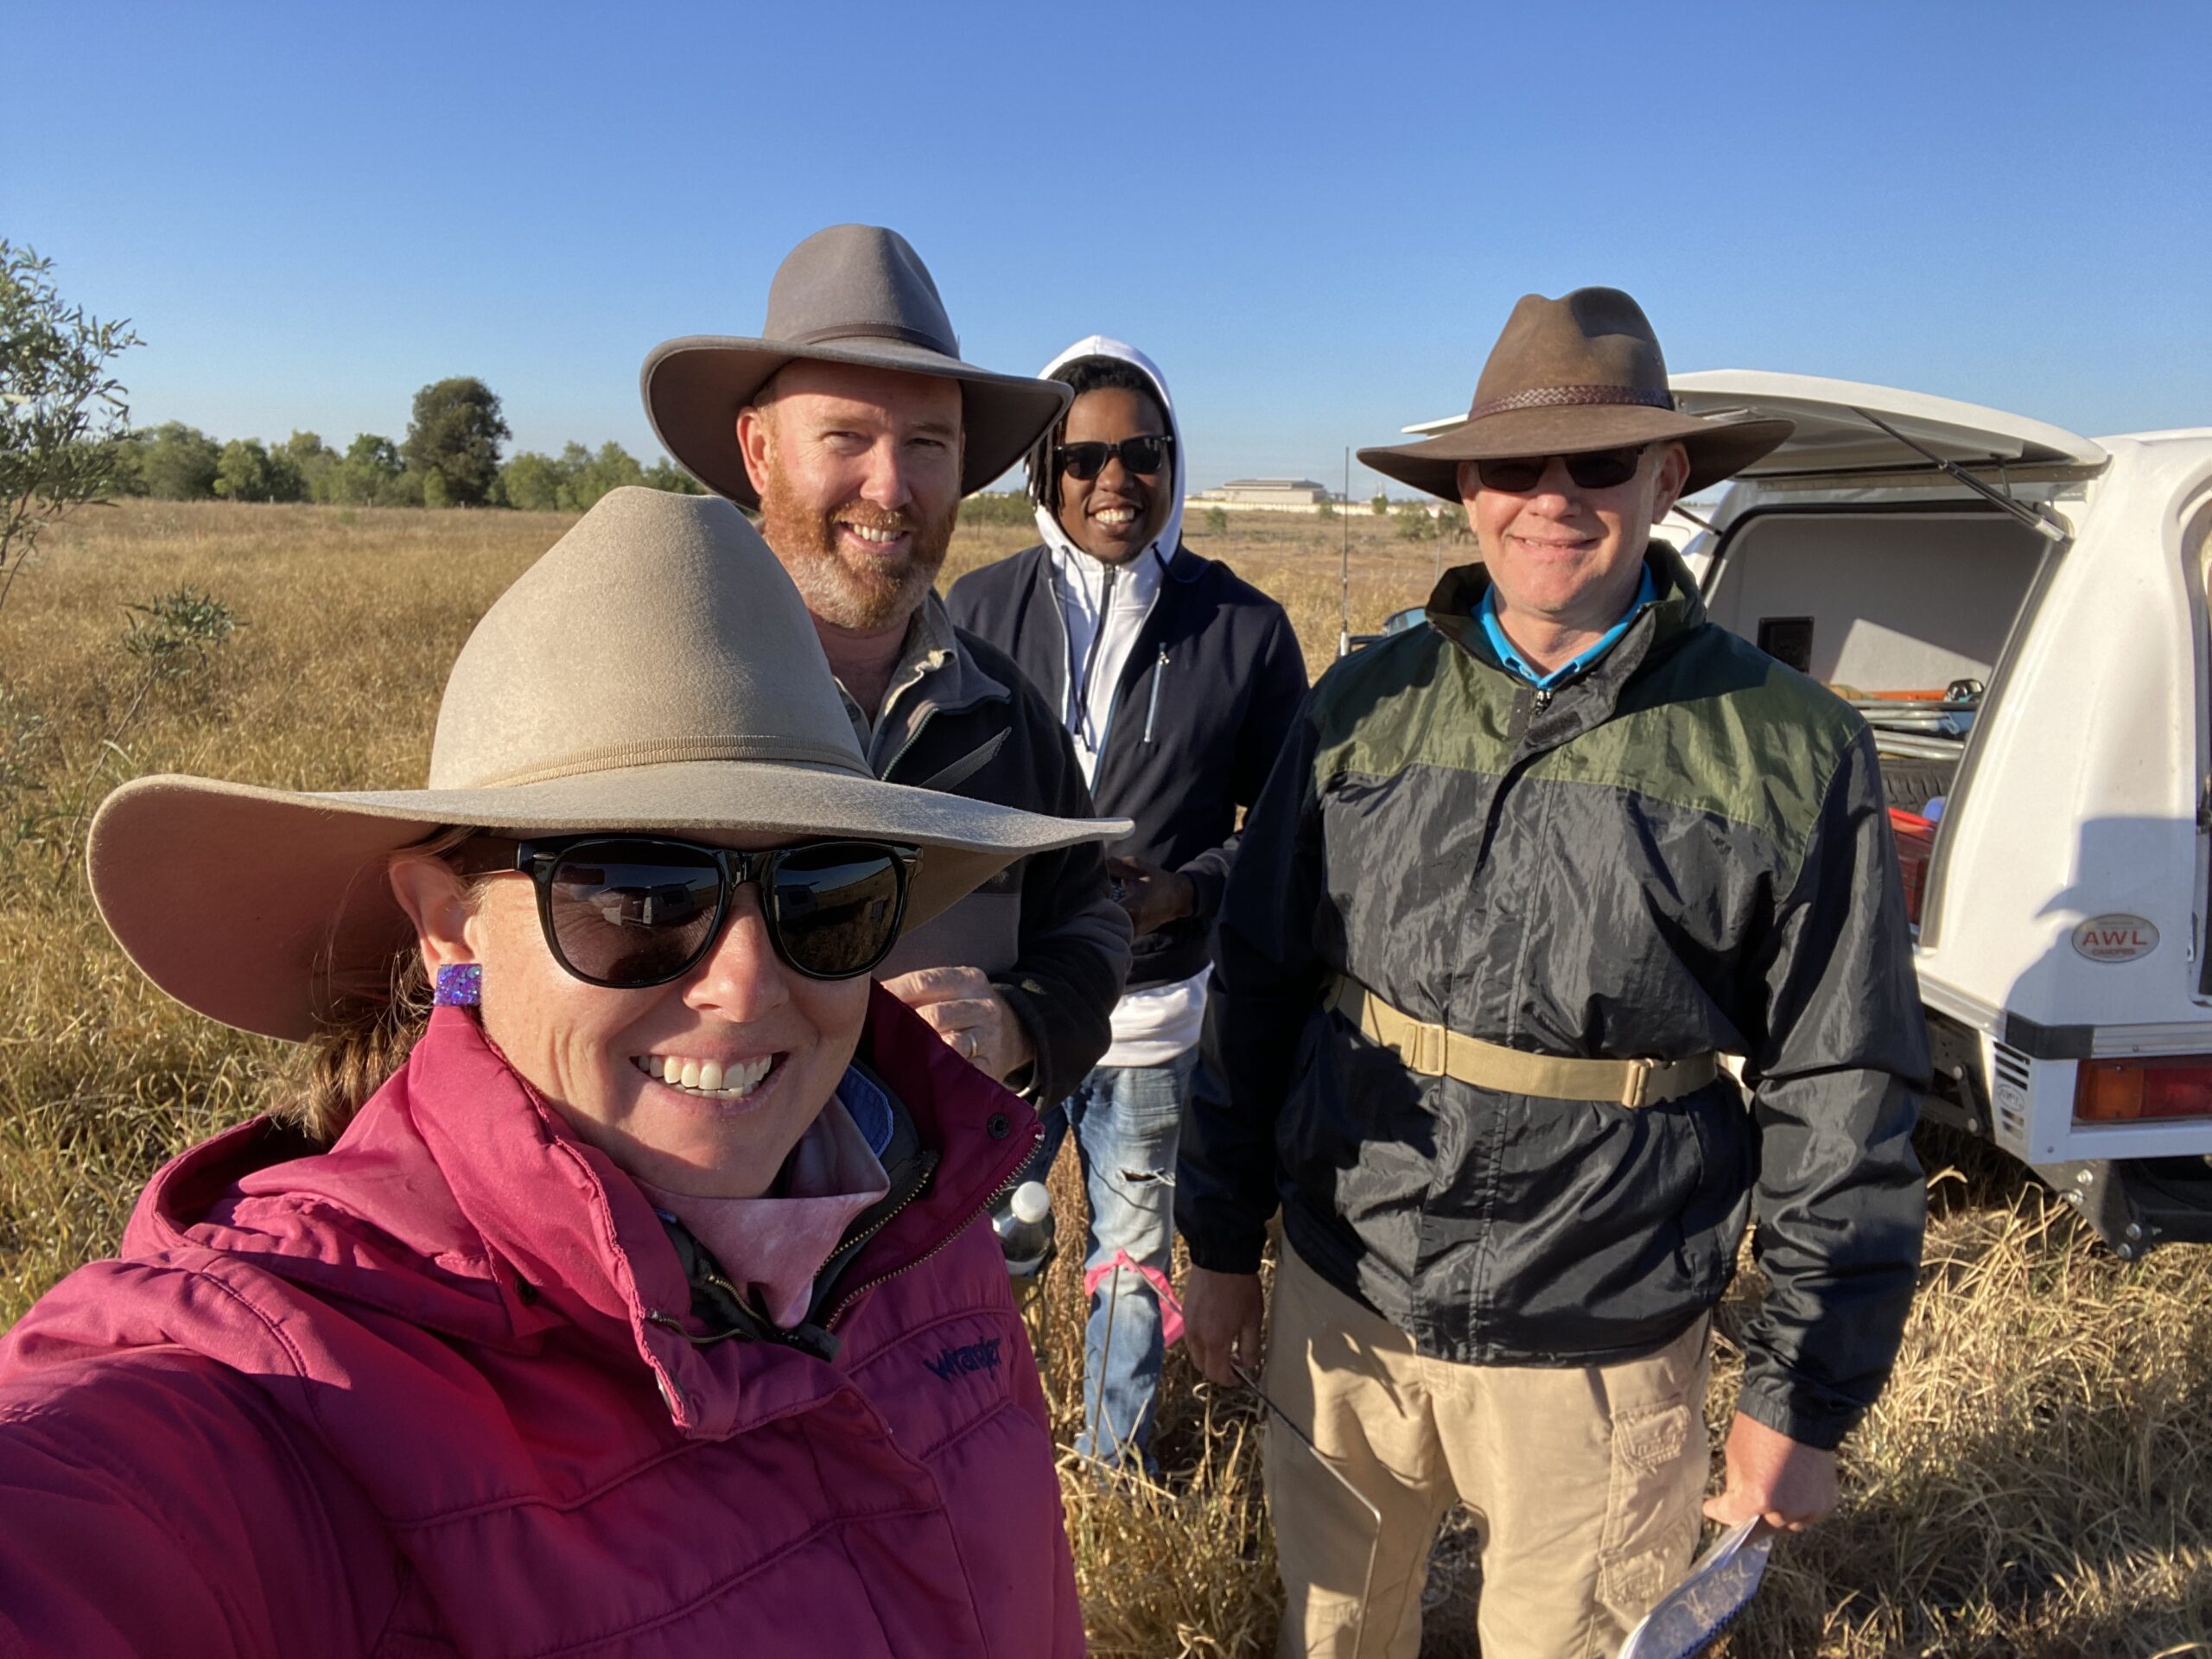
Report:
1178,547,1929,1450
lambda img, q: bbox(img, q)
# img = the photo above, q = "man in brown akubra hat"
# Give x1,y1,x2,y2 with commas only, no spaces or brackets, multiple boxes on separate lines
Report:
642,225,1131,1112
1178,288,1929,1656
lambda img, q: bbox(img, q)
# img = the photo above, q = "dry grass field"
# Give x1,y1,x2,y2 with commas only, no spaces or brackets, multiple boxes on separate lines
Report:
4,499,2211,1656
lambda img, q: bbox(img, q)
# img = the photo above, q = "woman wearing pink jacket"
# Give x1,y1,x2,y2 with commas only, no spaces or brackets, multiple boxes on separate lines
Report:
0,489,1115,1656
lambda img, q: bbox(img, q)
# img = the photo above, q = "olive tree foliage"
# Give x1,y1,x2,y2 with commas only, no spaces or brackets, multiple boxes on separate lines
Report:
641,457,702,498
1394,499,1436,540
328,434,412,505
402,377,509,507
124,423,221,500
951,490,1033,529
213,437,310,504
497,442,702,512
0,241,143,614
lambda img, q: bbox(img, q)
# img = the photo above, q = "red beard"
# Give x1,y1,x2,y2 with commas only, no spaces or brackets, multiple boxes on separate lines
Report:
755,471,957,632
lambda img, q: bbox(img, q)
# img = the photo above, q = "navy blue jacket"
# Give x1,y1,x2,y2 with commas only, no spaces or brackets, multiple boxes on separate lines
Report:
946,543,1308,993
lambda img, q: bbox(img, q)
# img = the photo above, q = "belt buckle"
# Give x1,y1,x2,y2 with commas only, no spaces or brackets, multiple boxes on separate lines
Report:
1414,1020,1449,1077
1620,1059,1655,1109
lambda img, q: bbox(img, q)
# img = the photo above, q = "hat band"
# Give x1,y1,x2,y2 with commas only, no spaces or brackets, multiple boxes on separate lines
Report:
458,736,873,791
788,320,959,356
1465,384,1676,421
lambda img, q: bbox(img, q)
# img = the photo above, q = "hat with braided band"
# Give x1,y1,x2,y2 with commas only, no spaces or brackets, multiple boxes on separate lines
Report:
1359,287,1794,500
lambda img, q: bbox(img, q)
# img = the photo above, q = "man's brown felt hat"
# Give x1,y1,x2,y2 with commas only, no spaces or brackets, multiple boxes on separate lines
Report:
641,224,1072,508
1359,288,1795,501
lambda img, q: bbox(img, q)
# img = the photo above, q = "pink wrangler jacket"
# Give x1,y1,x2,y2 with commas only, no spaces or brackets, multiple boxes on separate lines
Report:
0,993,1082,1658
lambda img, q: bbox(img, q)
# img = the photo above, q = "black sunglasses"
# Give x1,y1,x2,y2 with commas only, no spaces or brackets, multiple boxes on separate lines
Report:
1054,435,1173,480
449,835,920,988
1473,446,1646,493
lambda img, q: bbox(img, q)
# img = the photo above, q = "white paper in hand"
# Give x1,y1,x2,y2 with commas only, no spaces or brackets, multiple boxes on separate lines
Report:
1615,1517,1774,1659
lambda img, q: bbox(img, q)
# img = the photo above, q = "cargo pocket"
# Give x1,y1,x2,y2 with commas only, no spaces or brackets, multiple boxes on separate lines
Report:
1592,1320,1712,1624
1595,1399,1695,1607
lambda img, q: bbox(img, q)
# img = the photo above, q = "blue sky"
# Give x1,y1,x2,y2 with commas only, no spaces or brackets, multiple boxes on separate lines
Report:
11,0,2208,495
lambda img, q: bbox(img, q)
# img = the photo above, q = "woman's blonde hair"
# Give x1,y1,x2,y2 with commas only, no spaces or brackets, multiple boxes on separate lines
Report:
276,830,483,1142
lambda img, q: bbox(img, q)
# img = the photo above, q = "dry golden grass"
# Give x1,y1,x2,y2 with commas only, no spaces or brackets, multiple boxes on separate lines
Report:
5,500,2209,1657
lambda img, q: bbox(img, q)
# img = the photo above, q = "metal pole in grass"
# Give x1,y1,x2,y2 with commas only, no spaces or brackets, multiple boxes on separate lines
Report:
1149,1274,1382,1624
1231,1359,1381,1628
1338,447,1351,658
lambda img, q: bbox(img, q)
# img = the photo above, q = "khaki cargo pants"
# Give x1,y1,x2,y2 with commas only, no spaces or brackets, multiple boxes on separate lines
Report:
1264,1241,1712,1659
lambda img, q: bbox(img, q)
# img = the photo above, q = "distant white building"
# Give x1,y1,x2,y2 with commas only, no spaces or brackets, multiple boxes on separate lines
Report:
1189,477,1337,513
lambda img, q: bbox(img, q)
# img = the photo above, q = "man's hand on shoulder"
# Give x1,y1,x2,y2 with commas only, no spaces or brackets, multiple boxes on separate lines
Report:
1182,1266,1266,1386
880,964,1037,1084
1704,1412,1839,1532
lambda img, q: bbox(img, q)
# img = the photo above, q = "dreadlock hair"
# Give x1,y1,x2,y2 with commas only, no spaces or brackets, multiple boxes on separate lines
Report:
1023,358,1167,516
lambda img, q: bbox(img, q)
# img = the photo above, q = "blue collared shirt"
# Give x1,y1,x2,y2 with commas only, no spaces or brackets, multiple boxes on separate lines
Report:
1478,564,1658,690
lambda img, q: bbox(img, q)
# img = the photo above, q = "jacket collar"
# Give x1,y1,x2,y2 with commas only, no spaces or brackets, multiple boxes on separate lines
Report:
1424,543,1707,742
842,592,1013,774
1427,542,1704,674
126,994,1038,1442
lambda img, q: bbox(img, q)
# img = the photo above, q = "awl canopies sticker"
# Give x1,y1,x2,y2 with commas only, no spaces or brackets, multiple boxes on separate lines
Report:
2072,915,2158,963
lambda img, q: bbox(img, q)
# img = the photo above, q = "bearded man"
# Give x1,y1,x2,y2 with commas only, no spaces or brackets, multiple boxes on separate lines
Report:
641,225,1131,1107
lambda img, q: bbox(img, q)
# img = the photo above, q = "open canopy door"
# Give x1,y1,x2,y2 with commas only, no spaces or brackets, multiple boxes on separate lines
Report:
1666,372,2104,477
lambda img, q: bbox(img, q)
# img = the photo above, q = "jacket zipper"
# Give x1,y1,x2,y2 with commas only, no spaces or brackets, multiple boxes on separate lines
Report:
1143,646,1167,742
805,1149,939,1316
879,709,944,785
823,1133,1039,1330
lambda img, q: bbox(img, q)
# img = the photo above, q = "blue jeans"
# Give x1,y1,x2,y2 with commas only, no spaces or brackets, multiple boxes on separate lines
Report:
1027,1048,1198,1468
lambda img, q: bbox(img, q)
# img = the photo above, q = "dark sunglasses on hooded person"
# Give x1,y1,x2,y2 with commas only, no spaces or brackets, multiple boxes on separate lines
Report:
1054,434,1174,481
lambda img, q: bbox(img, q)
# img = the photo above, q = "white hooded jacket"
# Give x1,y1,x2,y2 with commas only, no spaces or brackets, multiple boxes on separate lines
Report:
1029,337,1186,790
1028,337,1202,1066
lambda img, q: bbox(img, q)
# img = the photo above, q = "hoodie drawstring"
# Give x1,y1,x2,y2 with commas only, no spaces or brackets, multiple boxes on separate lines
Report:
1067,563,1118,752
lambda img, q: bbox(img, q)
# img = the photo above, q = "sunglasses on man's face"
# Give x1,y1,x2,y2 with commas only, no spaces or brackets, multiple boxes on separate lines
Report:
1473,446,1647,494
1054,435,1173,481
449,835,920,988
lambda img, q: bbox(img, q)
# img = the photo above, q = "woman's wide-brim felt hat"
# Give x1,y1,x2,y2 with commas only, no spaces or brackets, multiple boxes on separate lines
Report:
1357,287,1796,501
642,224,1072,508
86,487,1129,1041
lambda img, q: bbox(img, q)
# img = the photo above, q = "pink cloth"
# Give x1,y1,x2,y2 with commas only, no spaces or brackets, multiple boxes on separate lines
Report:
0,991,1081,1659
1084,1249,1187,1347
639,1097,889,1329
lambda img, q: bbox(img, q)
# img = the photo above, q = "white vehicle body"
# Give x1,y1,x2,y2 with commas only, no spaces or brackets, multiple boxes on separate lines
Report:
1675,372,2212,1250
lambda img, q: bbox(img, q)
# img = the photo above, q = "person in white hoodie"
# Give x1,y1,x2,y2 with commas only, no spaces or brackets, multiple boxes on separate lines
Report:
947,339,1307,1466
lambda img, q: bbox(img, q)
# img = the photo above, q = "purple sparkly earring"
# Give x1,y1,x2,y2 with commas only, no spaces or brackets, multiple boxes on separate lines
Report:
434,963,482,1007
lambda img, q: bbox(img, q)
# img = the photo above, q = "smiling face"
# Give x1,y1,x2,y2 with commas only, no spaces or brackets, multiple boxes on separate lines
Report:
1055,385,1172,565
738,359,965,631
390,834,869,1198
1459,441,1689,638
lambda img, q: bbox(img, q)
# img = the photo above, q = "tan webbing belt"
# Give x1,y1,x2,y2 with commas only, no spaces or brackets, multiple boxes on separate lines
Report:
1329,980,1717,1108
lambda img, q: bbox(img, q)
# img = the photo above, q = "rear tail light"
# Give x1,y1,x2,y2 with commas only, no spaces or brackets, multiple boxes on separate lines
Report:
1889,809,1935,928
2075,1056,2212,1122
